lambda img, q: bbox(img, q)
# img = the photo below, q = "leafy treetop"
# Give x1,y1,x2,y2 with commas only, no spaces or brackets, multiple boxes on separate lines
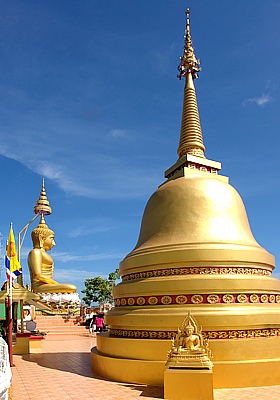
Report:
81,268,120,306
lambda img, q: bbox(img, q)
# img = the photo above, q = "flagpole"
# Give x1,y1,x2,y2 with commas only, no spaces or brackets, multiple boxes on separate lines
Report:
17,214,39,333
7,240,14,366
17,214,39,287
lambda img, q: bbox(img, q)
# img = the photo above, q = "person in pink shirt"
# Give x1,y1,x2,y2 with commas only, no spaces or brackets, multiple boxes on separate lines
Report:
95,315,104,332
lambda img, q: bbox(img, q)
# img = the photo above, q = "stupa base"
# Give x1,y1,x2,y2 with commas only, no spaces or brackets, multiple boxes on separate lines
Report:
91,333,280,388
91,349,280,388
91,347,165,385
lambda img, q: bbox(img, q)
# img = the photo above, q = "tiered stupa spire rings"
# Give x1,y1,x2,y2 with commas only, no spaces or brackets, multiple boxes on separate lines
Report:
33,178,52,216
177,8,205,159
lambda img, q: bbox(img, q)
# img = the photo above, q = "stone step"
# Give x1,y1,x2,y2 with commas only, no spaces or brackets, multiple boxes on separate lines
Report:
34,315,88,335
36,315,83,325
42,327,88,335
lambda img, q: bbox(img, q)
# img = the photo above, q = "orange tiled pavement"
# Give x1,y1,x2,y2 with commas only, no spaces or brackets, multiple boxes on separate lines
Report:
10,333,280,400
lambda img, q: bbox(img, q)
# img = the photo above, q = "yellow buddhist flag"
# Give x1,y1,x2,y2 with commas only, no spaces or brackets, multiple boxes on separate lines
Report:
5,224,22,280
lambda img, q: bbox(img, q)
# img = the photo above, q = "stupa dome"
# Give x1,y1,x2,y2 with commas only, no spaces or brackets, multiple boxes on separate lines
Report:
121,173,274,275
137,176,260,248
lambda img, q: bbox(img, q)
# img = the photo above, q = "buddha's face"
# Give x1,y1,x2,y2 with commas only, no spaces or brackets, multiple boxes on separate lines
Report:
184,327,194,336
43,234,56,251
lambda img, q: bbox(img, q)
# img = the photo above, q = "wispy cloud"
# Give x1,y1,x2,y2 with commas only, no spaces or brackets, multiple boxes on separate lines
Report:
0,142,160,199
108,129,128,138
68,217,115,238
53,268,92,283
52,268,112,295
242,93,272,107
51,251,125,263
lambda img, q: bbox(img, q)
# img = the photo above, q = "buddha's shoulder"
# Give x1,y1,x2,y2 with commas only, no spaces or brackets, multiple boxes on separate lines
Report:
28,248,43,256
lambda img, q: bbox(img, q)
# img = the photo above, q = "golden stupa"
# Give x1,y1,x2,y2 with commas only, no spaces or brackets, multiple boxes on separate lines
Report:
91,10,280,388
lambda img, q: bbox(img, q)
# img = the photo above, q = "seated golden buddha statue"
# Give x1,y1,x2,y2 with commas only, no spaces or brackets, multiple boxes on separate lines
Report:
178,323,204,353
171,319,206,355
28,216,76,294
166,312,213,369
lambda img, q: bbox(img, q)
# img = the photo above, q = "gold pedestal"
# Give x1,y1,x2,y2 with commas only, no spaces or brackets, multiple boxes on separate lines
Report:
13,335,29,355
164,369,214,400
13,333,44,355
29,336,44,354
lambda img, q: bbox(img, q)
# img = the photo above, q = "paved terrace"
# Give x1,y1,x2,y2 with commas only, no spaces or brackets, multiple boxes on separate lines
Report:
10,333,280,400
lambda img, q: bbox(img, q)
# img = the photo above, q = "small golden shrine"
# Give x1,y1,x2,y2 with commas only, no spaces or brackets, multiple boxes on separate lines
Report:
166,312,212,370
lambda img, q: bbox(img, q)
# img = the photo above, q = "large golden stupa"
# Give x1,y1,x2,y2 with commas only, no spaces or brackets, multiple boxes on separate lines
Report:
91,10,280,388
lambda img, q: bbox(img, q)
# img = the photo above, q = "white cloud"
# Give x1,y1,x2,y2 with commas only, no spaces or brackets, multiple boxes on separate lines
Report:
52,268,113,296
243,93,271,107
53,268,91,282
0,141,160,200
108,129,128,138
51,251,125,263
68,217,114,238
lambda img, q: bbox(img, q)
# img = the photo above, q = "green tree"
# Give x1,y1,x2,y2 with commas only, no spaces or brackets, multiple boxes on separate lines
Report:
81,268,120,306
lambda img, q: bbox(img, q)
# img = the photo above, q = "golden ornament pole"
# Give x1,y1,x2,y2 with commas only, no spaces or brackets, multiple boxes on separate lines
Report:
17,178,52,333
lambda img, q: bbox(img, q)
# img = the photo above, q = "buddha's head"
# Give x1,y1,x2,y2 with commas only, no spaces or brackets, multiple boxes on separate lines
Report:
31,215,56,250
184,323,194,337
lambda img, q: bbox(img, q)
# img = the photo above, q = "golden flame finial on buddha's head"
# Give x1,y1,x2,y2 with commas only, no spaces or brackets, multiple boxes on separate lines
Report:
34,178,52,216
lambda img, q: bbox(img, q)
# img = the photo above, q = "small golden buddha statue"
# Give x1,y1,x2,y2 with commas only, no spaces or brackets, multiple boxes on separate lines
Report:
28,216,76,294
177,323,204,352
166,312,213,369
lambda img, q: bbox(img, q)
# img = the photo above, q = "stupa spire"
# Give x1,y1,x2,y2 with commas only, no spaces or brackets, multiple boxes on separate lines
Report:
177,9,205,159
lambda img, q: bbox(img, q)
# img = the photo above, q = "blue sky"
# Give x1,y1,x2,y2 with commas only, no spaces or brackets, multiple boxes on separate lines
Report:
0,1,280,298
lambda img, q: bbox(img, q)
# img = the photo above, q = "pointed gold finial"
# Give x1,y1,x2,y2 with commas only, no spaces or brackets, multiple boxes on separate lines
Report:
177,9,201,80
33,178,52,216
34,214,53,233
177,8,205,159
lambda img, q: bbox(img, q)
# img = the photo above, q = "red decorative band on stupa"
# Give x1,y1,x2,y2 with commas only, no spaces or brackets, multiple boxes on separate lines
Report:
114,292,280,307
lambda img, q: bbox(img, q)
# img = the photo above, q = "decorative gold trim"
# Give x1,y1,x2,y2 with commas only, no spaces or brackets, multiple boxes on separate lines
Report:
223,294,234,303
237,294,247,303
207,295,219,304
109,327,280,340
261,294,268,303
191,294,203,304
176,295,188,304
136,297,145,306
148,296,158,305
161,296,172,305
122,266,271,282
128,298,135,306
250,294,258,303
